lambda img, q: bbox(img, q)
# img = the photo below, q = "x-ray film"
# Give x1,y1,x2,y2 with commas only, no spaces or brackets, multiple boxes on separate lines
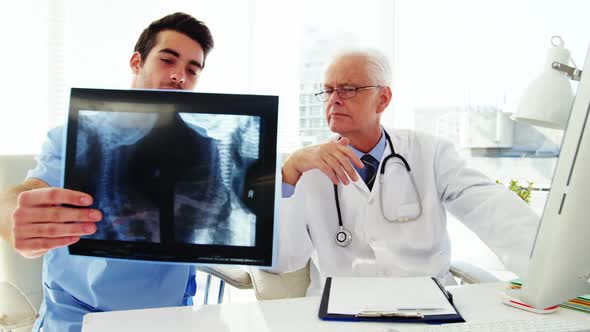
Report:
64,88,278,266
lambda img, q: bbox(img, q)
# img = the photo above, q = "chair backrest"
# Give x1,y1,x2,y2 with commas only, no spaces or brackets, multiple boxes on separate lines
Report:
248,262,310,300
198,259,499,303
246,259,497,300
0,155,43,310
0,281,38,331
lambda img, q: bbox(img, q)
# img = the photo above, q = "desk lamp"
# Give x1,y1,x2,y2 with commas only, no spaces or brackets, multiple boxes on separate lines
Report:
511,36,581,129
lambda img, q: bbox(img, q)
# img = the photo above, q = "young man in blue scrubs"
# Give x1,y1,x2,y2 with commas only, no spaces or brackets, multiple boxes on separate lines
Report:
0,12,214,331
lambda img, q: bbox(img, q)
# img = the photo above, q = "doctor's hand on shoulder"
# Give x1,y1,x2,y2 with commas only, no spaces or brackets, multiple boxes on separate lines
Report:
282,137,364,186
9,178,102,258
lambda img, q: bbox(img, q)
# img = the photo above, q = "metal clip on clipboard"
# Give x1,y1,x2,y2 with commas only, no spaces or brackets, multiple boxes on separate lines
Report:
355,311,425,318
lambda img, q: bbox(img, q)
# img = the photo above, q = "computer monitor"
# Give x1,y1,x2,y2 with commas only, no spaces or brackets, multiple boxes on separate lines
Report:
520,45,590,309
64,88,279,267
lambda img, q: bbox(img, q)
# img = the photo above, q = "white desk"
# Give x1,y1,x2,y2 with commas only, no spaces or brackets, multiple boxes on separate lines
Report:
81,283,590,332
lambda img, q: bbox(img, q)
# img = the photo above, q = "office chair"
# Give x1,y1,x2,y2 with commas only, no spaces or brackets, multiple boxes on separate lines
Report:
198,266,253,304
450,260,499,285
199,259,498,301
0,281,38,332
0,155,44,331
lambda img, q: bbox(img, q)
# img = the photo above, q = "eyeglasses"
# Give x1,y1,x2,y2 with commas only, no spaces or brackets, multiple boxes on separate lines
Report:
314,85,382,102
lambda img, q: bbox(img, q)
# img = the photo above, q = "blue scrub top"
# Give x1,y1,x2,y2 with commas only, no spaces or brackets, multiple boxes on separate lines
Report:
28,127,197,332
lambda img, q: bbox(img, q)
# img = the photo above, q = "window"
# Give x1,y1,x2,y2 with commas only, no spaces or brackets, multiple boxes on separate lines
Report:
299,106,308,116
393,0,589,188
0,2,51,154
392,0,590,277
310,106,322,117
0,0,394,155
310,118,322,128
297,0,394,146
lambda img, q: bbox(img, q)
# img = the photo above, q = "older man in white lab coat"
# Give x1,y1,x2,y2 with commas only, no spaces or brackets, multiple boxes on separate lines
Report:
274,49,539,296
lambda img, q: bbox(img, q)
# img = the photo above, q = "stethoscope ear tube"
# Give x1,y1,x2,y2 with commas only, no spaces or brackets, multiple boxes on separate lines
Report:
333,184,344,227
380,131,411,175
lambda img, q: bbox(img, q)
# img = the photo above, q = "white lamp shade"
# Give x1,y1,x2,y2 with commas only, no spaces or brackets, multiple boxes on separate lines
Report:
512,42,575,130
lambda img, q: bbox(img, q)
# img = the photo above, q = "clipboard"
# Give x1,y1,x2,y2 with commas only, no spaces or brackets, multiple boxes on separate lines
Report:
318,277,465,324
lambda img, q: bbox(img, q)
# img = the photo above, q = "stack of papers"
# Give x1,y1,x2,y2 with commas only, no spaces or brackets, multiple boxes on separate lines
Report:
509,279,590,313
319,276,464,324
328,277,457,316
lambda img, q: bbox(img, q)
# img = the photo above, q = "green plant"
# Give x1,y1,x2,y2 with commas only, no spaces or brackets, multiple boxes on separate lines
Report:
496,179,533,204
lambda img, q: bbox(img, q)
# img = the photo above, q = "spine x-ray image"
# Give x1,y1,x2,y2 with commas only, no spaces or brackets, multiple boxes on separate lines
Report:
72,110,260,247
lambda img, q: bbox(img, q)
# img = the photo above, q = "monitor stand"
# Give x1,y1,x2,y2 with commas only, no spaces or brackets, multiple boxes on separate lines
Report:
502,288,559,314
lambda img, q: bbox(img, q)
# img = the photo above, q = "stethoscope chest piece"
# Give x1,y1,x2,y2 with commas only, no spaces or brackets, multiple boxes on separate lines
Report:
335,226,352,247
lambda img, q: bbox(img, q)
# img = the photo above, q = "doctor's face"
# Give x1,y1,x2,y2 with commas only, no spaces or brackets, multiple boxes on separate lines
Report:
129,30,205,90
323,55,389,139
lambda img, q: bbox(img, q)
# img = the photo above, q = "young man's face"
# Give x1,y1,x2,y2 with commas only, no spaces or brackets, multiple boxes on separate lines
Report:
130,30,205,90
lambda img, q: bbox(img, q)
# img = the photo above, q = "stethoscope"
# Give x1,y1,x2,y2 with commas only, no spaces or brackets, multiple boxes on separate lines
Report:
334,129,424,247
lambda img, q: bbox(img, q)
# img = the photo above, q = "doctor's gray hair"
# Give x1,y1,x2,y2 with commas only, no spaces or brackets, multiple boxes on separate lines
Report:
332,49,392,86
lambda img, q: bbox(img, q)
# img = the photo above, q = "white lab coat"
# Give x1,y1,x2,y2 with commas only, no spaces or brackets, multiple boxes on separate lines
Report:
272,129,539,296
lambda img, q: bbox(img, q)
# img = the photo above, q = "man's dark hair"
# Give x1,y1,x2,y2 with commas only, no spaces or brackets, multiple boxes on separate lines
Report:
134,12,214,67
